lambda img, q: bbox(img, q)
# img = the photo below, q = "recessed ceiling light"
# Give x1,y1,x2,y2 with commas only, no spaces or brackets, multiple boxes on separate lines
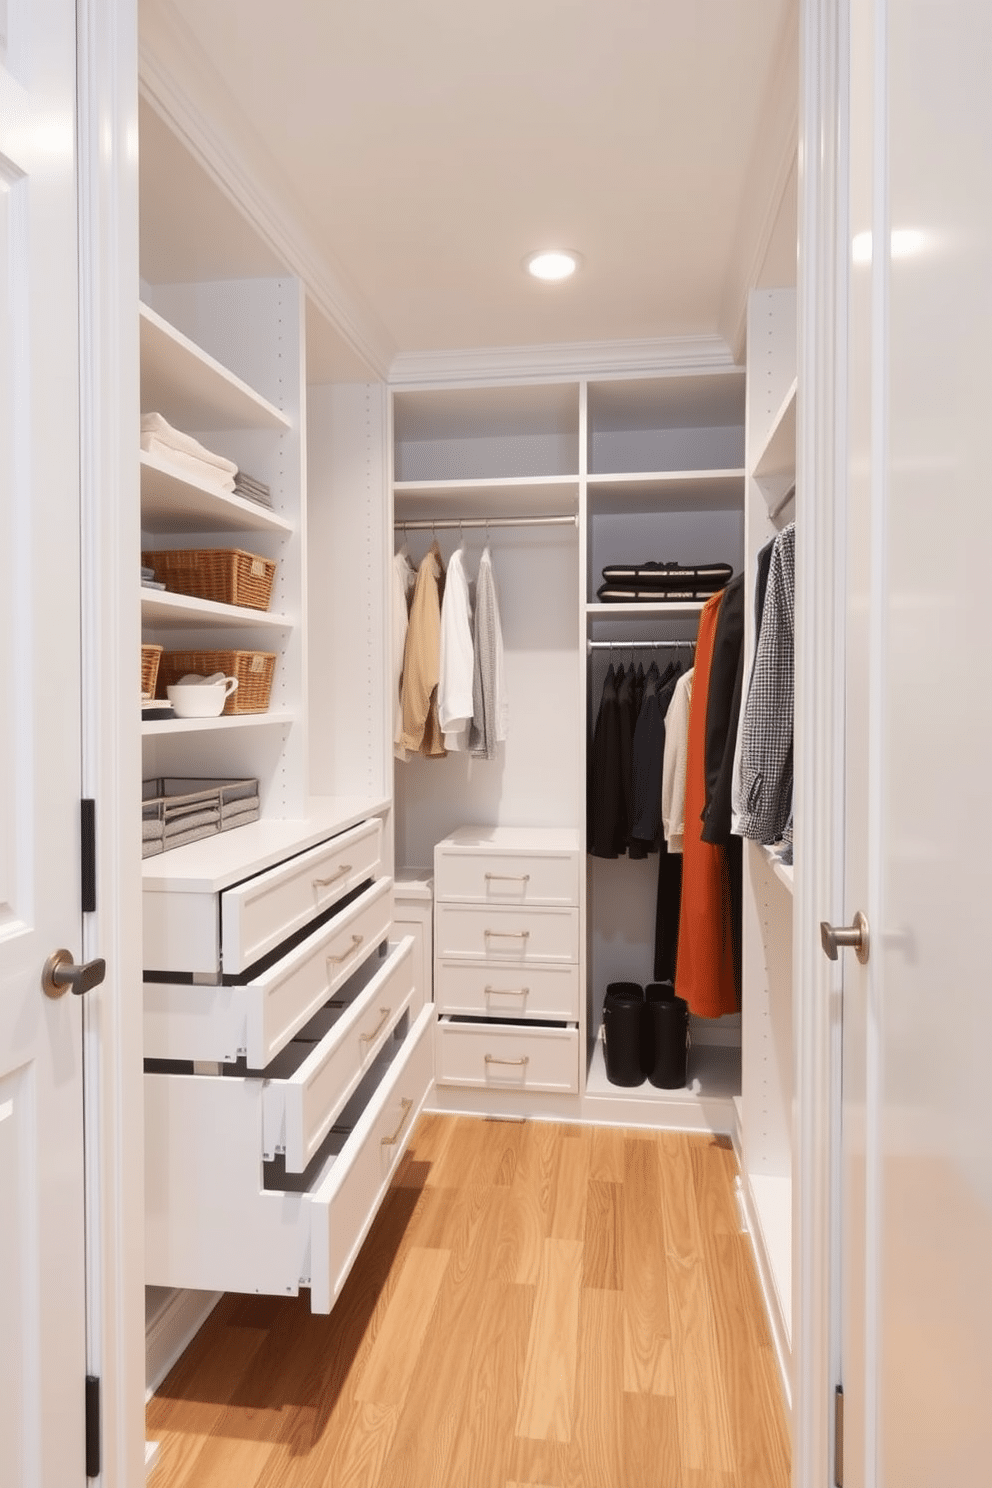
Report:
525,249,581,282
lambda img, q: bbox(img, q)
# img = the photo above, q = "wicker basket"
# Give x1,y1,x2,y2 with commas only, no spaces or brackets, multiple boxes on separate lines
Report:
141,643,163,700
141,548,277,611
157,649,277,715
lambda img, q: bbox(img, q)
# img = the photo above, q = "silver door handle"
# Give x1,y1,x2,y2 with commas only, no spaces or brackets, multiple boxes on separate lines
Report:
820,911,870,965
42,949,106,999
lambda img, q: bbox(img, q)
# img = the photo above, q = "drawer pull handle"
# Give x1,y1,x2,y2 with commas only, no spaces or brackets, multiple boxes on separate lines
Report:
381,1097,414,1148
484,985,529,997
360,1007,392,1045
326,933,364,966
313,863,351,890
485,872,530,883
484,1054,530,1068
483,928,530,939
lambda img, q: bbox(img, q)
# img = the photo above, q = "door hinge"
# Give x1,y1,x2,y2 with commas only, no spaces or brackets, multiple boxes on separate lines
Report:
85,1374,100,1478
834,1383,844,1488
81,799,96,913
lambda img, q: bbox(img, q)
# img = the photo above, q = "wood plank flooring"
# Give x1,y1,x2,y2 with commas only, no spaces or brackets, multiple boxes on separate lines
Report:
147,1116,790,1488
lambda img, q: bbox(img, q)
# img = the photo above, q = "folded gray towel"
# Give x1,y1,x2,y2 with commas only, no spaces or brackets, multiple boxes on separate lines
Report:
141,839,164,858
161,823,219,851
142,819,164,841
163,808,220,838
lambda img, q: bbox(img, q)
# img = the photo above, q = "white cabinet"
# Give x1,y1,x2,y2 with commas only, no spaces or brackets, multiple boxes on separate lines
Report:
432,827,581,1097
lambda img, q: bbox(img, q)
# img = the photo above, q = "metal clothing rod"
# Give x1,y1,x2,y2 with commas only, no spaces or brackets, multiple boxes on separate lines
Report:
769,481,796,521
586,639,695,653
395,513,577,531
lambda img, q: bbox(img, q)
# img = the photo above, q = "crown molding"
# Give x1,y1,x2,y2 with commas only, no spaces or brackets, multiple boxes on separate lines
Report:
389,333,739,388
720,0,800,360
138,2,395,380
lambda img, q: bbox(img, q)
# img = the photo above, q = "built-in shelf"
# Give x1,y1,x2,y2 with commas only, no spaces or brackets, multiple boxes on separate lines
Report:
586,601,706,620
584,1038,741,1104
140,590,292,630
762,843,795,894
139,302,291,433
140,452,292,536
141,710,294,738
587,469,745,513
753,379,797,482
393,476,580,521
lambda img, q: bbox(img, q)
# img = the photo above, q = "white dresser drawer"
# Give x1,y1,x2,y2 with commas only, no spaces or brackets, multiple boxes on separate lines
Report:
434,960,579,1020
144,1005,434,1308
261,937,415,1171
220,818,383,974
308,1004,434,1312
434,847,578,906
435,903,578,964
436,1017,578,1093
144,876,393,1068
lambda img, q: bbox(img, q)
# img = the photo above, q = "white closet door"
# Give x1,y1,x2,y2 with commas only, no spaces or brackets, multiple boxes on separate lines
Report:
838,2,992,1484
0,0,87,1483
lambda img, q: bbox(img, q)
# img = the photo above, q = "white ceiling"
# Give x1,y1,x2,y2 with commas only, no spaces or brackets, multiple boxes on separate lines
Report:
139,0,797,378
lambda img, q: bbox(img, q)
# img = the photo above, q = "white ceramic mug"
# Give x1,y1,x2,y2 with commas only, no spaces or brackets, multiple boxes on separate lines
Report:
167,676,239,718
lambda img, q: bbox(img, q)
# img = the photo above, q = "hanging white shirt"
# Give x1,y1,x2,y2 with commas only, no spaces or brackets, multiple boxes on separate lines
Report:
661,667,694,852
470,545,508,758
438,546,474,751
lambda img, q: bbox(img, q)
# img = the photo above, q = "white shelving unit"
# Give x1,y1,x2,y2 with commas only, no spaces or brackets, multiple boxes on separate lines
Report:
736,286,798,1388
392,368,746,1131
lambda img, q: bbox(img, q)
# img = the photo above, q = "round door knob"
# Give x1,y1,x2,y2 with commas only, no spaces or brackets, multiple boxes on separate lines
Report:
819,912,870,965
42,949,107,999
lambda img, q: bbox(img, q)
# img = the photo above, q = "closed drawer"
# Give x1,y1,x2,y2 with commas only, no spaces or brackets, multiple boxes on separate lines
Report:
434,960,579,1020
220,818,383,974
435,903,578,964
308,1004,434,1311
436,1017,578,1093
262,937,415,1171
144,877,393,1067
145,1005,434,1307
434,848,578,906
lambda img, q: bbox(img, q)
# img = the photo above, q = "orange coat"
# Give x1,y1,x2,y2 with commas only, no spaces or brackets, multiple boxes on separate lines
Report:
675,589,739,1018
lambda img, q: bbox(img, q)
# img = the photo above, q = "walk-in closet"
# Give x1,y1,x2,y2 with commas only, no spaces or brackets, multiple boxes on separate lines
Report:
30,1,992,1485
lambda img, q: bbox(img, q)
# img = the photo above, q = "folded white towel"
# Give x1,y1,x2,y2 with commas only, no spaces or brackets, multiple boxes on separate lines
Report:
140,439,237,493
140,413,238,475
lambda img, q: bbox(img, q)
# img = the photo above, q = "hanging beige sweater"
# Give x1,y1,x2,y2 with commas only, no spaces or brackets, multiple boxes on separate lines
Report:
398,542,447,757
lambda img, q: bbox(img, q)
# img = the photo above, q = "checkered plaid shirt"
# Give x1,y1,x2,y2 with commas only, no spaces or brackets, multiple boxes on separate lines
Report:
736,523,794,844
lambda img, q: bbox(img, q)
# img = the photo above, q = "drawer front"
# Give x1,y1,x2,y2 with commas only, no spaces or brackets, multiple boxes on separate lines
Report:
220,818,383,974
434,960,579,1020
308,1005,434,1313
435,903,578,964
143,878,394,1067
436,1019,578,1094
434,849,578,906
244,877,393,1067
263,938,416,1172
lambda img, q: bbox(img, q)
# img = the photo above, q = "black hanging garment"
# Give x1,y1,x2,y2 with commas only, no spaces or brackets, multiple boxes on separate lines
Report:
588,663,622,858
652,664,687,983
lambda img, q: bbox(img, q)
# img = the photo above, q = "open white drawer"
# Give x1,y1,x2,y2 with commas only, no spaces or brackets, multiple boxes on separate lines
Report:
435,1015,578,1093
144,1003,434,1311
144,877,393,1068
261,936,415,1171
220,817,383,973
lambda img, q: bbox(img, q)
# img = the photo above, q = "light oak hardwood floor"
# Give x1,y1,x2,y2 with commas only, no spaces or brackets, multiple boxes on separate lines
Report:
147,1116,790,1488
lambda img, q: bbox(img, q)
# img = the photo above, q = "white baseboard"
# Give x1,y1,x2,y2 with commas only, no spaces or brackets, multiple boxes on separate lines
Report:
145,1286,222,1400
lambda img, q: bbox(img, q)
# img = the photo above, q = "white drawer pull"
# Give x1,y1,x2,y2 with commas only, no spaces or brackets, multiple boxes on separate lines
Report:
313,863,351,891
483,927,530,939
484,1054,530,1067
326,933,364,966
484,985,529,997
359,1007,392,1045
380,1096,414,1148
485,872,530,883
